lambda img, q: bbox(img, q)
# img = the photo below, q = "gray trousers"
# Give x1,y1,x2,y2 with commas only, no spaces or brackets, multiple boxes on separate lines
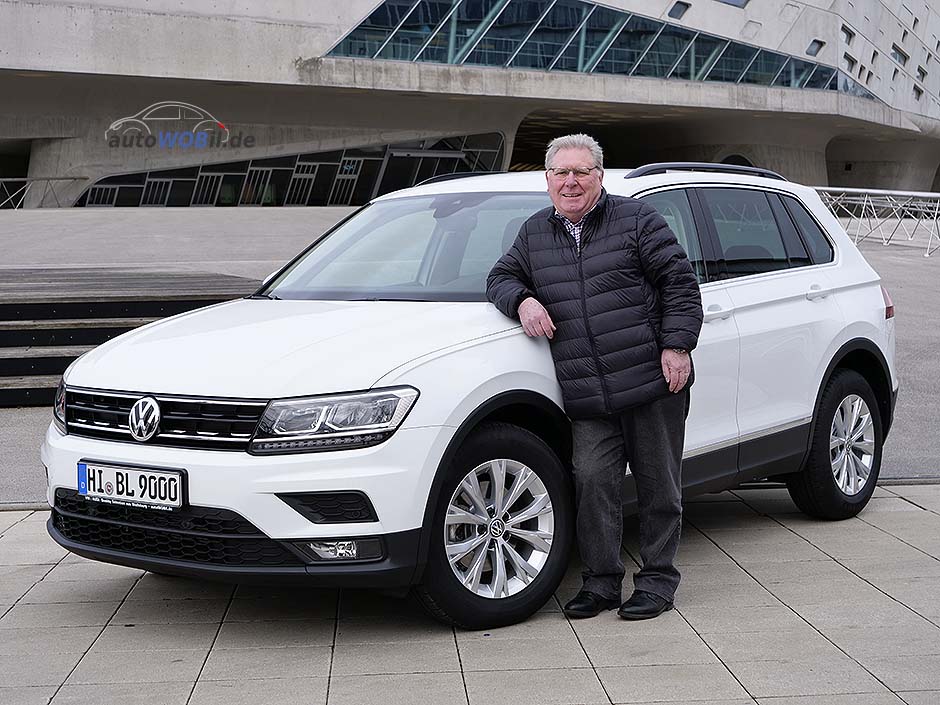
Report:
570,389,689,602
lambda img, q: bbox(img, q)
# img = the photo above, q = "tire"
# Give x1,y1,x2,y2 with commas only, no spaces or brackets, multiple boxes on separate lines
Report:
415,422,573,629
787,369,882,520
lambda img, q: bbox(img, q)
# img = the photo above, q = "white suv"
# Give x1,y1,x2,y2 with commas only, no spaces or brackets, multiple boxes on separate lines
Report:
43,163,898,628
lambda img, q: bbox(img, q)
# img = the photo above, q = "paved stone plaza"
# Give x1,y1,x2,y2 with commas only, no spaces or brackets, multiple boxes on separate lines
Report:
2,484,939,705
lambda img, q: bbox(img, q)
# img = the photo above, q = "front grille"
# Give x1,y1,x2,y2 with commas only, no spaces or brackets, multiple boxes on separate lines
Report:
278,491,378,523
53,489,303,567
65,387,267,451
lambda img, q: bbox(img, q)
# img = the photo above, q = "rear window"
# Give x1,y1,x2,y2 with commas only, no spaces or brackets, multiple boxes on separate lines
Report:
782,195,835,264
700,188,790,278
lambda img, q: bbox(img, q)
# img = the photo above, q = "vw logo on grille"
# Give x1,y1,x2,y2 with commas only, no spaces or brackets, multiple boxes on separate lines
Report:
128,397,161,442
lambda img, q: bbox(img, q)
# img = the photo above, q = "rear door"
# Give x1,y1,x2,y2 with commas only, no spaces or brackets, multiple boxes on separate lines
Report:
696,186,845,480
638,187,741,494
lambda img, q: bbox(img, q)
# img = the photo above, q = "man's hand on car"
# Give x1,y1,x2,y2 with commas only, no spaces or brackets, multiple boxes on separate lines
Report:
661,349,691,393
518,297,556,339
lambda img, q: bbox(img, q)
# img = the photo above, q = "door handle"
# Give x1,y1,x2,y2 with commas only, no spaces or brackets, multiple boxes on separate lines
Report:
703,303,733,323
805,284,832,301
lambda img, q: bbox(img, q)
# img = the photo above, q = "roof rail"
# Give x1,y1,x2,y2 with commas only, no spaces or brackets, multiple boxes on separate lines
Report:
626,162,787,181
416,171,504,187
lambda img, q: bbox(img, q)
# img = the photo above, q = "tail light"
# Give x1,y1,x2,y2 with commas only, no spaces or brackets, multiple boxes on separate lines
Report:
881,285,894,319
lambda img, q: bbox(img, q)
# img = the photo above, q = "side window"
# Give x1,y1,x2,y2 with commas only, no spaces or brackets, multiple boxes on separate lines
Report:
700,188,790,278
782,195,835,264
639,189,706,283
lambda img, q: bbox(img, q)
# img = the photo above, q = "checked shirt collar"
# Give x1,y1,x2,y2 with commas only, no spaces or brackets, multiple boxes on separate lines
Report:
554,196,601,253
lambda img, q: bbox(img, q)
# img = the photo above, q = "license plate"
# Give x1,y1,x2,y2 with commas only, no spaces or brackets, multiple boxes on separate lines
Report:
77,462,183,511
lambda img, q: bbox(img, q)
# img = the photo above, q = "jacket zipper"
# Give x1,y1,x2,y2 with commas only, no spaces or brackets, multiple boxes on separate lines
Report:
563,213,612,415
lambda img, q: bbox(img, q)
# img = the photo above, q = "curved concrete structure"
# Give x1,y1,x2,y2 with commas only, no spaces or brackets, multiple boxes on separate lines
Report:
2,0,940,205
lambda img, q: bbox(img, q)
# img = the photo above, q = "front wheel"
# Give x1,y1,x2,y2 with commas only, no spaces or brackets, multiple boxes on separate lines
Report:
415,422,573,629
787,369,882,520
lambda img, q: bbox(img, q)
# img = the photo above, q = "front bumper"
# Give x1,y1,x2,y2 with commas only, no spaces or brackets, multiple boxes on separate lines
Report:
42,422,454,585
48,516,421,586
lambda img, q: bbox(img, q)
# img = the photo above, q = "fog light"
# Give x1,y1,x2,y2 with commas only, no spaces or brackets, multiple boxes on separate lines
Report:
295,537,383,562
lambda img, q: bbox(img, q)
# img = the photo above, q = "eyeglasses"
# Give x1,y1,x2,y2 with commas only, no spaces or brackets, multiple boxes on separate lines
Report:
546,166,600,179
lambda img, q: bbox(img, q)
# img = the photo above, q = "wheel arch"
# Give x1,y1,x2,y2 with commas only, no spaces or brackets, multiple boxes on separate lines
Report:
412,390,571,582
803,338,894,473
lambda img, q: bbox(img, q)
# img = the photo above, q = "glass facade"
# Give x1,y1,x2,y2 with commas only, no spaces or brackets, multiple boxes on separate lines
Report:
74,133,504,208
329,0,879,101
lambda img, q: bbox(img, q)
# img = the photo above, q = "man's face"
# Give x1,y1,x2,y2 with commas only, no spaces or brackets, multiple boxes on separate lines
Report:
545,147,604,223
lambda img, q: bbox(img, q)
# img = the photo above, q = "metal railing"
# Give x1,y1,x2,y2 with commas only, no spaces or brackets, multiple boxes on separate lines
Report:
0,178,87,209
816,187,940,257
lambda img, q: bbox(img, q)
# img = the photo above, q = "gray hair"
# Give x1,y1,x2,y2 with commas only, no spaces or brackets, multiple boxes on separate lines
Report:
545,133,604,171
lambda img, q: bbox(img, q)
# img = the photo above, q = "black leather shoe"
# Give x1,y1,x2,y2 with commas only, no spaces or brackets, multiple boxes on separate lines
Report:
563,590,621,619
617,590,674,620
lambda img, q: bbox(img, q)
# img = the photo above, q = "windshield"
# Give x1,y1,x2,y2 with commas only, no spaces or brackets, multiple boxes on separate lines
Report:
264,192,550,302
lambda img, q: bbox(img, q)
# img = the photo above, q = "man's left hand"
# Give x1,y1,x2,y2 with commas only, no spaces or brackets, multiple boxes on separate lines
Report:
661,349,690,393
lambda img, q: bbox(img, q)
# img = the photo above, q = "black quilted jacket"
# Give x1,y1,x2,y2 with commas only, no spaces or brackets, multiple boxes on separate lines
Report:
486,189,703,419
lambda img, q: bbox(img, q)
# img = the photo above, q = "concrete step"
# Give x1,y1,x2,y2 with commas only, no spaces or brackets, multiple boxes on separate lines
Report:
0,346,96,377
0,374,60,406
0,318,154,347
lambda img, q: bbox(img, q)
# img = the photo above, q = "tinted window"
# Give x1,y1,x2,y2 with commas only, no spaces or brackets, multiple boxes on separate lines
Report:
782,195,834,264
701,188,789,278
267,193,550,302
639,189,706,283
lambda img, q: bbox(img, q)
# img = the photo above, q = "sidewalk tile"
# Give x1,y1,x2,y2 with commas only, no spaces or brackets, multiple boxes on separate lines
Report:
0,601,118,628
67,648,206,684
753,695,905,704
872,577,940,617
0,626,100,655
677,580,779,608
200,646,331,680
0,534,68,565
335,615,454,645
597,663,749,703
1,652,83,687
224,596,336,622
190,677,327,705
127,574,235,601
580,632,719,667
898,692,940,704
329,672,467,705
337,589,426,619
679,604,808,633
457,612,571,641
742,560,854,584
861,655,940,691
726,656,889,697
214,618,335,648
466,667,607,705
459,634,590,671
764,577,886,606
677,563,758,586
822,624,940,659
701,628,842,662
22,576,137,603
0,565,53,603
333,638,460,675
0,512,31,534
51,681,193,704
112,598,228,624
793,599,925,629
44,560,143,582
841,557,940,580
0,686,58,705
93,623,219,651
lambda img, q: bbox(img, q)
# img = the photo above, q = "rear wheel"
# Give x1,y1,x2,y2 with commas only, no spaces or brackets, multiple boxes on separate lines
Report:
787,369,882,519
415,422,572,629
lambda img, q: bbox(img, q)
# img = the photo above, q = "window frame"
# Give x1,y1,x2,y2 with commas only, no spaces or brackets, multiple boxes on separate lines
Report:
778,194,836,266
692,185,807,282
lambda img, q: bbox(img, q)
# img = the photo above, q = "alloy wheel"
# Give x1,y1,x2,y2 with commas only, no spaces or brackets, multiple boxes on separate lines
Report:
829,394,876,496
444,459,554,599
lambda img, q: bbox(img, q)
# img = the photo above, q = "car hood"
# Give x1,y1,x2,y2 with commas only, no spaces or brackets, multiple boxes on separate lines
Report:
67,299,518,398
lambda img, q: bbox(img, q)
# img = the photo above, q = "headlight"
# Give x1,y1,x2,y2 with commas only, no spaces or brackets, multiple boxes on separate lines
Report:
53,378,67,434
249,386,418,454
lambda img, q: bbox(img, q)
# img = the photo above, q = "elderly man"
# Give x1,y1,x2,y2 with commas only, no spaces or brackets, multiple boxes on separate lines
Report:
486,134,703,620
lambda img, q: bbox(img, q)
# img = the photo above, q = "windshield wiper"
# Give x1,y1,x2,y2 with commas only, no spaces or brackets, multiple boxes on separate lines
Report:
348,297,431,302
247,293,281,300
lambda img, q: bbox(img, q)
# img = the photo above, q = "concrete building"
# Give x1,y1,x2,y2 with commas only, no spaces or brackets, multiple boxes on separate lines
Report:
3,0,940,208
